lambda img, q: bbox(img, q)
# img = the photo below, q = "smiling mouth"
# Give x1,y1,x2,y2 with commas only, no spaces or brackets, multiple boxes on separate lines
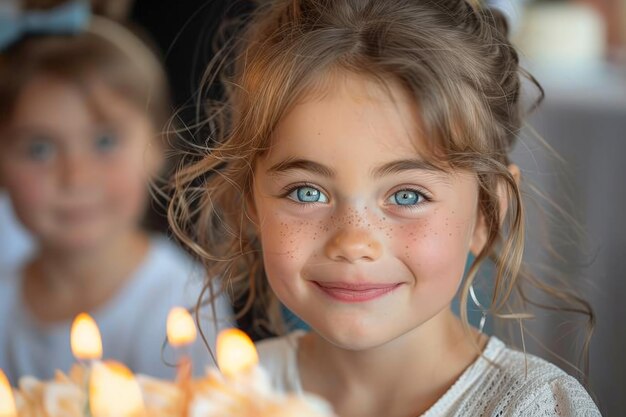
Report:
56,207,101,223
313,281,402,303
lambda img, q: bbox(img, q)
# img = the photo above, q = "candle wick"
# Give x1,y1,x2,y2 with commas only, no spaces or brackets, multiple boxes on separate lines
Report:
81,362,93,417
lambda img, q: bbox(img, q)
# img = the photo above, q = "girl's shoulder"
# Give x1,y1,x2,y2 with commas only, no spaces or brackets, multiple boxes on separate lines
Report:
145,234,201,275
0,266,21,326
255,333,602,416
126,234,208,297
93,234,207,321
441,336,602,417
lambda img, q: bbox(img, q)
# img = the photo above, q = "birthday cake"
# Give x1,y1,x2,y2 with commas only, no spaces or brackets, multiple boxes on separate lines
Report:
12,367,85,417
0,314,337,417
188,367,334,417
7,363,335,417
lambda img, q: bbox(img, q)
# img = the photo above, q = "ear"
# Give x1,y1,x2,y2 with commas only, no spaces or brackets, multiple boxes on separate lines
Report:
470,164,521,256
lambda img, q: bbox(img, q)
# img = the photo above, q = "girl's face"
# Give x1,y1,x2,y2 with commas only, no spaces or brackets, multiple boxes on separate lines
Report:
0,75,160,252
252,72,485,350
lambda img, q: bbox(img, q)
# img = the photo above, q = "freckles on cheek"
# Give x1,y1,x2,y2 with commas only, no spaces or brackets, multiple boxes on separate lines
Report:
260,213,326,298
393,211,471,265
260,213,321,262
397,220,469,294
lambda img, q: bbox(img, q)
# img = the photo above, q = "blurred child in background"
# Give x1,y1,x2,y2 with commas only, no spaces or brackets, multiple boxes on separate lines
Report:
0,0,232,385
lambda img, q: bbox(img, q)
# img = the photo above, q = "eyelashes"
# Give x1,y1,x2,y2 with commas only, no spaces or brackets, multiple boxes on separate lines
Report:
280,183,432,209
26,140,56,161
281,183,329,205
16,129,122,162
387,189,428,206
288,185,329,203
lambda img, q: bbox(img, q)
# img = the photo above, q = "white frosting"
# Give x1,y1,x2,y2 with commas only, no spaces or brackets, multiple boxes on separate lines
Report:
189,366,336,417
15,371,85,417
10,364,336,417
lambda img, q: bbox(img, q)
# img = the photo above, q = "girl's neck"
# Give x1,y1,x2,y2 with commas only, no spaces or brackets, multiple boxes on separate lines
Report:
298,309,488,417
22,230,150,323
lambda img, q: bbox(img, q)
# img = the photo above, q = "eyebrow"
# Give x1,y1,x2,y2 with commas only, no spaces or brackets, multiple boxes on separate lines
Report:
267,157,335,177
267,156,449,179
372,158,448,178
4,127,57,144
9,127,50,136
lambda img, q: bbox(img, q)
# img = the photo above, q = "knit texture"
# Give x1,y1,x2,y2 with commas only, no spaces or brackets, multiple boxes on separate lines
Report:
257,332,602,417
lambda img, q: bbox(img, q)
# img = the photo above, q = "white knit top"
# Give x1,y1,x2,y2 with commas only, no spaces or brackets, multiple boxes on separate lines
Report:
257,331,602,416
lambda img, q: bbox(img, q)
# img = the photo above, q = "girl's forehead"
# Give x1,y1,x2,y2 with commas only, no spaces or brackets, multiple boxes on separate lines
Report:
298,69,413,111
265,71,435,162
10,75,144,131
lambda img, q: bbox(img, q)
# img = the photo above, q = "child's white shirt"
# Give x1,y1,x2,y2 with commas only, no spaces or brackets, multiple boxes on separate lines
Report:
0,235,233,385
256,331,602,417
0,192,34,269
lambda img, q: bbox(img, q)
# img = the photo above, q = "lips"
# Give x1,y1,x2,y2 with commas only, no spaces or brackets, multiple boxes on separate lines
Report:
56,206,101,223
313,281,402,303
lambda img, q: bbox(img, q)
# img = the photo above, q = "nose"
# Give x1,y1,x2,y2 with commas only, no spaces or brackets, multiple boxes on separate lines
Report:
59,152,94,189
324,228,383,263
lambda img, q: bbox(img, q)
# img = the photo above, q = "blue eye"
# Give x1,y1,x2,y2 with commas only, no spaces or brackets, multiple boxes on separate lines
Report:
391,189,423,206
287,186,329,203
26,140,55,161
94,131,118,153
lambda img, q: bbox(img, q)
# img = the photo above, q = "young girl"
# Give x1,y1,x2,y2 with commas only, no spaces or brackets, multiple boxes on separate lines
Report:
0,1,232,385
170,0,601,415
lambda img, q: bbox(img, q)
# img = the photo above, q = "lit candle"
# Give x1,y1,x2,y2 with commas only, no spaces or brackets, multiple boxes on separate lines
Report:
70,312,103,417
166,307,198,381
0,369,17,417
71,313,103,362
167,307,198,417
216,328,259,378
188,329,338,417
89,361,145,417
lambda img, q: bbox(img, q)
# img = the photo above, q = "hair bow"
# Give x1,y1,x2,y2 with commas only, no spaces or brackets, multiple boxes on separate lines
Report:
0,0,90,51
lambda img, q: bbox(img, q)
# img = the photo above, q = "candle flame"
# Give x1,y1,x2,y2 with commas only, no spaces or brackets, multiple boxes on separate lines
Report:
216,328,259,377
166,307,197,347
0,369,17,417
89,361,144,417
71,313,103,360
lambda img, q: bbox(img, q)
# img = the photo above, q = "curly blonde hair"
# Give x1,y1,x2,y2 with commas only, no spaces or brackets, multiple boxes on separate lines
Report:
170,0,594,378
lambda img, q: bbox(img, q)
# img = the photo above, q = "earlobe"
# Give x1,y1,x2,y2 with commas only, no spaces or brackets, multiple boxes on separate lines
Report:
469,213,487,257
498,164,520,225
508,163,521,188
469,164,521,256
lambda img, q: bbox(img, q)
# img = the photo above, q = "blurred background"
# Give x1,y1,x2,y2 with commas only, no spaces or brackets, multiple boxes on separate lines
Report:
505,1,625,416
1,0,625,415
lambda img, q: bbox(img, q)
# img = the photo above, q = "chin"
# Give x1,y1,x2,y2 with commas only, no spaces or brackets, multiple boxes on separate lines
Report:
50,231,109,253
309,316,399,352
320,329,395,351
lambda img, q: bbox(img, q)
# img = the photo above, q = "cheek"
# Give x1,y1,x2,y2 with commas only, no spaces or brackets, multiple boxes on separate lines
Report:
1,164,52,210
102,160,150,213
391,209,474,283
258,210,325,288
